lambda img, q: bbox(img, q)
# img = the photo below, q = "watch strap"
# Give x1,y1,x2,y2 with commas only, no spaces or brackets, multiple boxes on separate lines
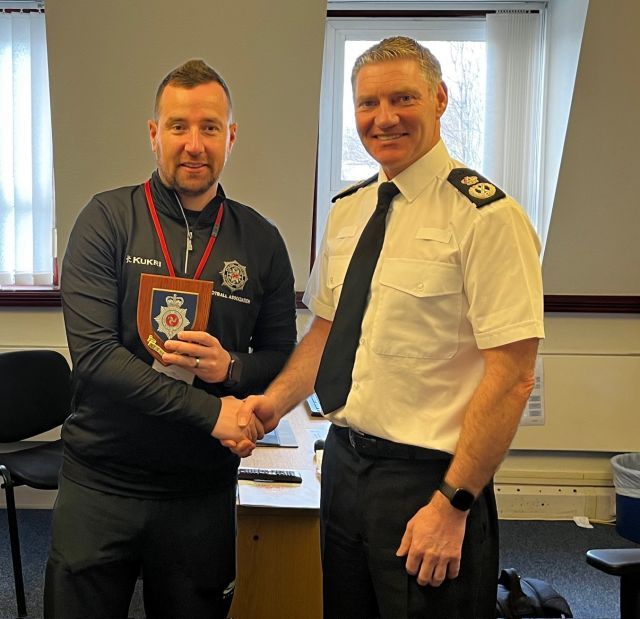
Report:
223,352,242,387
438,480,475,511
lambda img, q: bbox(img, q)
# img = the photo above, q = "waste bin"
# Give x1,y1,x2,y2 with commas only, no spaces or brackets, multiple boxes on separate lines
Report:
611,453,640,543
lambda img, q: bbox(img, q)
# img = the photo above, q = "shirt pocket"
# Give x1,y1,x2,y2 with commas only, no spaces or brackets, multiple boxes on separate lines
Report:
416,227,452,244
326,255,351,310
371,258,463,359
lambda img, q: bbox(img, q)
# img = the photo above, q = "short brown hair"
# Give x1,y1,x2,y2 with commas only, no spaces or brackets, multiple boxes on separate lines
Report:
154,59,232,118
351,36,442,94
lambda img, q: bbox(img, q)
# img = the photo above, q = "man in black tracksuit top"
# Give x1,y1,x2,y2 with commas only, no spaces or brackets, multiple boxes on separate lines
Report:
44,60,296,618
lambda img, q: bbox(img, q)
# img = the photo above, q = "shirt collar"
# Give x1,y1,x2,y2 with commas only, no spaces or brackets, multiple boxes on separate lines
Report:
377,140,451,204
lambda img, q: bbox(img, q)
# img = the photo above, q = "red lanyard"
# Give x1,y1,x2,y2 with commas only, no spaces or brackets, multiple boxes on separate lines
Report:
143,180,224,279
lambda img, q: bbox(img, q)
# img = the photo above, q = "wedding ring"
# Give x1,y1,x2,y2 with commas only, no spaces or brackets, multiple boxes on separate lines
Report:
195,356,200,369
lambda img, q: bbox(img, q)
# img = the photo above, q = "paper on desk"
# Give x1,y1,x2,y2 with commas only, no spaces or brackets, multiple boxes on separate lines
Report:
256,418,298,447
238,469,319,509
308,426,330,443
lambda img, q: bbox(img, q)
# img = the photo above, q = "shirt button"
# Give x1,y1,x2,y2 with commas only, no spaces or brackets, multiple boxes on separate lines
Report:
417,283,424,290
352,382,359,391
359,337,365,346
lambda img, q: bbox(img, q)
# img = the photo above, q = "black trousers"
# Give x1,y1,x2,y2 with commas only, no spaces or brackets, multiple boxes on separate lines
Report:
44,475,236,619
320,426,499,619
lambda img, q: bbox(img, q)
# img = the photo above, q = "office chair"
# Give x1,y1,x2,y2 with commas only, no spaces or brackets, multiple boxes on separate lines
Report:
0,349,71,618
586,548,640,619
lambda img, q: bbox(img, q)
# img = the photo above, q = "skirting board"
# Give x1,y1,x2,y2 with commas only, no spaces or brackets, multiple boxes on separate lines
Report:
1,485,618,522
496,484,616,521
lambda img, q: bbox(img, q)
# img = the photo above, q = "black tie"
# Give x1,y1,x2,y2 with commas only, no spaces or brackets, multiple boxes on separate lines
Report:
315,182,400,414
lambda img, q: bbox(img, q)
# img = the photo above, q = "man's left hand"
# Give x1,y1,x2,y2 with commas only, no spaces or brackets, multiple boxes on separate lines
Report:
162,331,232,383
396,491,468,587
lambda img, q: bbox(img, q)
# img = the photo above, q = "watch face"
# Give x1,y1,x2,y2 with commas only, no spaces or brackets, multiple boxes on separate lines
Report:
439,482,474,511
451,488,475,511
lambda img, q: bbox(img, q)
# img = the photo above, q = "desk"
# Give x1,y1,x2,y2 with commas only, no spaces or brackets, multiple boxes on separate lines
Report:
229,405,329,619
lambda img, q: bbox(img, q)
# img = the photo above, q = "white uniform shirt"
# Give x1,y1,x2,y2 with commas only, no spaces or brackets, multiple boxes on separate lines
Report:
303,141,545,453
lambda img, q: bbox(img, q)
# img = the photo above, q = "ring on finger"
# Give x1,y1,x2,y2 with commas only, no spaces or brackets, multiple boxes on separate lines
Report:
194,356,200,369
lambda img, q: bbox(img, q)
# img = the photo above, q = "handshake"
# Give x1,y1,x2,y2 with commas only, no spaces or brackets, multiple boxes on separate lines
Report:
211,394,279,458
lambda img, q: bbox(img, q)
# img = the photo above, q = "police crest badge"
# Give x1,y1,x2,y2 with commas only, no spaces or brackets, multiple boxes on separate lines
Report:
137,274,212,365
220,260,248,292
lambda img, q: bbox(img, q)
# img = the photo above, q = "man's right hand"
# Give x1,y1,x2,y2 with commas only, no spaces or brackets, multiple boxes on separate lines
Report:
212,396,264,457
220,395,281,455
239,395,281,434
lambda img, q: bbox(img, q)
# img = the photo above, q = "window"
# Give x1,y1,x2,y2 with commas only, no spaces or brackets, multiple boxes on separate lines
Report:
316,6,547,251
0,2,54,287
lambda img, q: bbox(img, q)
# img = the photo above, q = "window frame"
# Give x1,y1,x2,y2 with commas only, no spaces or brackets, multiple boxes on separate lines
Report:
309,7,637,314
317,16,487,250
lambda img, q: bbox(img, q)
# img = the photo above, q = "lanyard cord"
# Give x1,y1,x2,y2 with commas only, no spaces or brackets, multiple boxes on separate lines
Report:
172,192,193,274
143,179,224,280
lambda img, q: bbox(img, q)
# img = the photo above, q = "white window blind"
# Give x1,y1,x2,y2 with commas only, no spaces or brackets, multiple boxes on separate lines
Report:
484,11,546,243
0,7,54,286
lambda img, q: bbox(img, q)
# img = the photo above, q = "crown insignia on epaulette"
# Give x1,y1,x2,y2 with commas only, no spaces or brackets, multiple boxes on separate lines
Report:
447,168,505,208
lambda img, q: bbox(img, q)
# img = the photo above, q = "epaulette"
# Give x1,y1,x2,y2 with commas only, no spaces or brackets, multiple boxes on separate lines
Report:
447,168,505,208
331,174,378,203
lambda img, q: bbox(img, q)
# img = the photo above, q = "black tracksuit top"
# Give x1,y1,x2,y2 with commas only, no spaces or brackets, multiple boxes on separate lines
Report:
60,172,297,497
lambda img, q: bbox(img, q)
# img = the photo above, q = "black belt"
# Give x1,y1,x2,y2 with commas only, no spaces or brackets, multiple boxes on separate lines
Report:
335,426,451,461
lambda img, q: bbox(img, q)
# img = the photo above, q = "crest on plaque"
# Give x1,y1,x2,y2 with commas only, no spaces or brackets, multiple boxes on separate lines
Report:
152,291,195,341
137,274,213,365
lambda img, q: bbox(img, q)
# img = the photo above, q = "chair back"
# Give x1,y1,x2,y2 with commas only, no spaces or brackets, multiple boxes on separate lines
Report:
0,350,71,442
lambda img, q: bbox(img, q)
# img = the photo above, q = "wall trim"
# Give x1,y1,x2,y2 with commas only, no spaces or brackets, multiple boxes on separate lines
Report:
0,289,61,307
542,295,640,313
2,290,638,313
296,292,640,313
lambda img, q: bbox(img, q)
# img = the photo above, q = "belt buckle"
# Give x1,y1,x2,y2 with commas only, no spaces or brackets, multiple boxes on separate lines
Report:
348,428,357,448
348,428,367,450
349,429,376,454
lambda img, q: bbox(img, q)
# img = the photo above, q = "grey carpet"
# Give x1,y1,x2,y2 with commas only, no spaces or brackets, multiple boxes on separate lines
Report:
0,510,636,618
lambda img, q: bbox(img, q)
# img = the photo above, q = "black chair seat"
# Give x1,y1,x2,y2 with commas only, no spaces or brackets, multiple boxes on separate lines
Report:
587,548,640,577
586,548,640,619
1,440,64,488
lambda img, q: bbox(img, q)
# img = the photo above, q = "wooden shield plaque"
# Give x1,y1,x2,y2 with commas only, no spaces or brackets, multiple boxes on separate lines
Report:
137,273,213,365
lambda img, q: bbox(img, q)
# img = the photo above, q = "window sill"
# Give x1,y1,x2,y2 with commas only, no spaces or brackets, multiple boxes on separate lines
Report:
0,287,61,307
1,290,637,312
294,292,640,314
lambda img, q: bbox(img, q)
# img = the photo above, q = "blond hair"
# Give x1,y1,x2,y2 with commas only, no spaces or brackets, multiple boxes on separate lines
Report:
351,36,442,94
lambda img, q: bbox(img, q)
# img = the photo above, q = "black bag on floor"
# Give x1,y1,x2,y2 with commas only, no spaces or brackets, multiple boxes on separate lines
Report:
496,568,573,618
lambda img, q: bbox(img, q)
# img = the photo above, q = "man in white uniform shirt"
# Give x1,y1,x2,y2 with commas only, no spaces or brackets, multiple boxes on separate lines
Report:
232,36,544,618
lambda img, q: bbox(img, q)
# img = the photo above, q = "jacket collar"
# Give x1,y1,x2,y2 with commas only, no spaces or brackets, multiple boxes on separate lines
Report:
149,170,227,227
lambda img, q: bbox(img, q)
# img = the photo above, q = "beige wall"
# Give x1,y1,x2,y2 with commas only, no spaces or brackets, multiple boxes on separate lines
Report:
46,0,326,289
2,0,639,510
542,0,640,293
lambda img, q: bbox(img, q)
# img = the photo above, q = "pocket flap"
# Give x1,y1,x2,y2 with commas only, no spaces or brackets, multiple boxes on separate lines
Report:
327,255,351,290
336,226,357,239
379,259,461,297
416,227,452,243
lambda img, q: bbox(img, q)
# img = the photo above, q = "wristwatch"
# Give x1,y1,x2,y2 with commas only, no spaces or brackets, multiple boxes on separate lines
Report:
438,480,475,511
223,353,242,387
